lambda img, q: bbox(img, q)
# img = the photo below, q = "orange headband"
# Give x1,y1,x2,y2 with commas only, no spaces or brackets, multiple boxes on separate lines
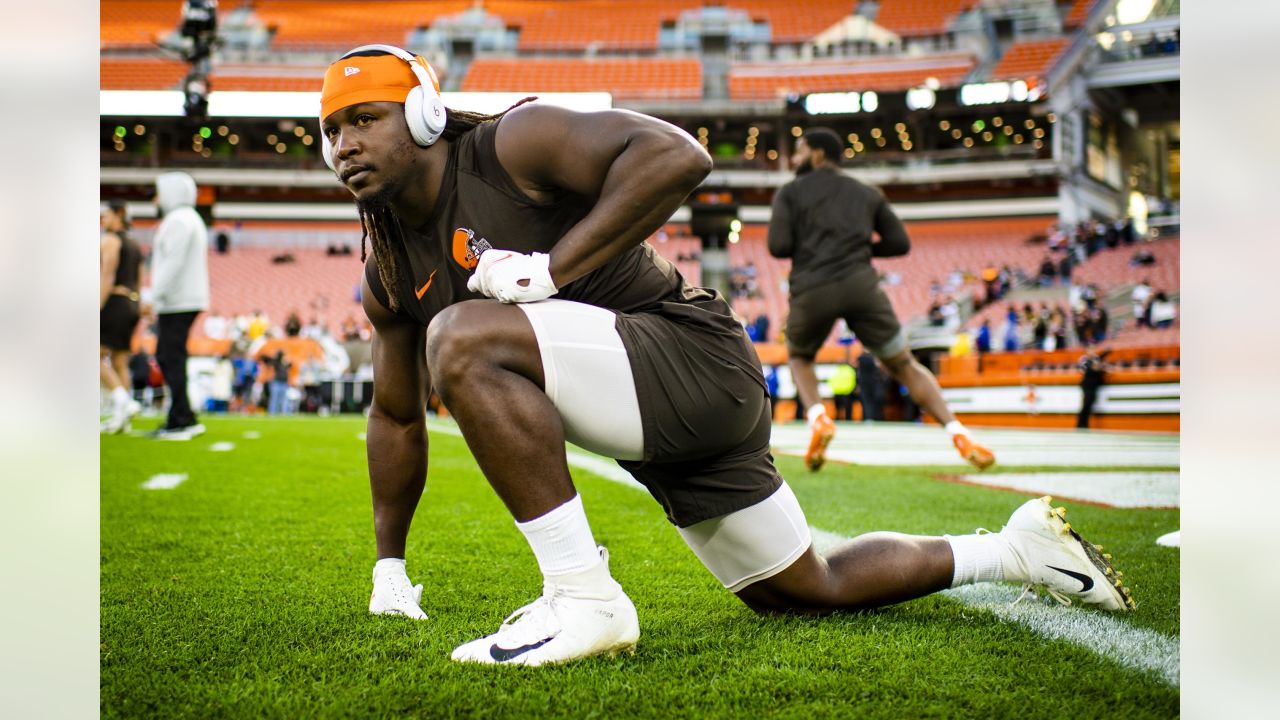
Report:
320,53,441,122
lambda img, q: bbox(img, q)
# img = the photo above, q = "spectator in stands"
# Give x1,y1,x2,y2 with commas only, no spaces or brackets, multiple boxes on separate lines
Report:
99,200,144,434
855,349,885,421
1032,303,1049,349
975,320,992,354
768,127,994,471
980,263,999,305
202,309,228,340
1131,243,1156,267
1132,279,1153,327
265,350,292,415
1001,305,1021,351
248,309,270,340
209,354,234,413
1121,217,1137,245
1077,348,1111,429
1090,305,1110,344
751,313,770,343
1050,306,1068,351
146,171,209,440
214,230,230,254
1037,255,1057,287
1057,252,1073,287
340,314,360,341
285,311,303,337
231,349,257,413
829,362,857,422
1149,291,1177,328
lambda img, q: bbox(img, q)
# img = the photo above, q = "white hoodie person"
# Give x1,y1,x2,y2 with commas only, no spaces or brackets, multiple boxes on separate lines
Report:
149,172,209,315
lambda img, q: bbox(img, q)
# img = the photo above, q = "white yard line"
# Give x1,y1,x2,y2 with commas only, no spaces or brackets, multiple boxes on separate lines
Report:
209,442,236,452
424,419,1180,686
955,472,1180,508
768,423,1180,468
1156,531,1180,547
141,473,188,490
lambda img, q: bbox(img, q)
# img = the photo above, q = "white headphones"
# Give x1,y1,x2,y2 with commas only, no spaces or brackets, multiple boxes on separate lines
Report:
321,44,448,172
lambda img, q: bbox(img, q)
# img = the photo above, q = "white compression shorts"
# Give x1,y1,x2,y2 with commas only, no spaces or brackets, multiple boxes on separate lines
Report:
517,299,812,592
516,299,645,461
676,481,812,592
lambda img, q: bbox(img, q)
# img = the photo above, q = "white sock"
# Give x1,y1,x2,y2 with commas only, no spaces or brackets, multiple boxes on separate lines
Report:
945,533,1017,587
806,403,828,424
111,386,130,409
944,420,969,437
517,494,606,580
373,557,408,582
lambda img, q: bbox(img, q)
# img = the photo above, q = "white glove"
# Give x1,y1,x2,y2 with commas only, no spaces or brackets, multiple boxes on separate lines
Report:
466,250,558,304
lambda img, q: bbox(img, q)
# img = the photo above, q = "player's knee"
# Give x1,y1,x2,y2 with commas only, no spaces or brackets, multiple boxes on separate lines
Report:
426,306,480,392
880,350,914,377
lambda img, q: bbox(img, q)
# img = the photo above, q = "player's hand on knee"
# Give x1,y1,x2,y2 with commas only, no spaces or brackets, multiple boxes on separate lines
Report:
466,250,558,304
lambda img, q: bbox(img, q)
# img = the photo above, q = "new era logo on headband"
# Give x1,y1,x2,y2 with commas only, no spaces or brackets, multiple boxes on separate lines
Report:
344,66,360,76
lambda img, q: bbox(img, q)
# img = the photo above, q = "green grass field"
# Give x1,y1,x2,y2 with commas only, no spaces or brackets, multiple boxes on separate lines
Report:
101,416,1180,718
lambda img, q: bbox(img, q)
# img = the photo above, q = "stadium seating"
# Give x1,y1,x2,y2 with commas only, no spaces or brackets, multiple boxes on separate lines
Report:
252,1,470,49
100,57,190,91
989,37,1070,82
728,54,975,101
462,58,703,100
1062,0,1098,30
101,0,183,48
872,0,975,38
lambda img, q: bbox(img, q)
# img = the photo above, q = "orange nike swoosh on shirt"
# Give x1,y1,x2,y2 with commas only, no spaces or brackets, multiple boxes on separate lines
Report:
415,269,438,299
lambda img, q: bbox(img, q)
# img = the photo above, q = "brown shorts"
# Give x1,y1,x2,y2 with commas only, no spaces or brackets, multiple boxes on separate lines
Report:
614,298,783,528
100,294,140,351
786,265,905,360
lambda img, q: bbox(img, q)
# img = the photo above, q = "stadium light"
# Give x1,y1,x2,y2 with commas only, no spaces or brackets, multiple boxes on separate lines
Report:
906,87,936,111
803,91,877,115
958,80,1034,106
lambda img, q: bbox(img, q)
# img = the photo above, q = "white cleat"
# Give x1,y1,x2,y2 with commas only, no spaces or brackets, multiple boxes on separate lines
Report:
999,496,1135,611
369,568,428,620
451,549,640,666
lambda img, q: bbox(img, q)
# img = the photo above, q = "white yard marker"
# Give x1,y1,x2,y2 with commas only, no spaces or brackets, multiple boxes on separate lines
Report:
954,472,1180,508
243,431,261,440
1156,530,1180,547
425,418,1180,686
142,473,188,490
210,442,236,452
356,432,367,441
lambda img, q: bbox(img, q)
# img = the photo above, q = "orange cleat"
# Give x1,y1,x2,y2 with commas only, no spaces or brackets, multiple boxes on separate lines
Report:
953,433,996,470
804,415,837,471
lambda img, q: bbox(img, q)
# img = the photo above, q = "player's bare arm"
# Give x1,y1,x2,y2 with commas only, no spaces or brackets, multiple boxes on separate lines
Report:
362,270,431,561
493,103,712,287
100,233,121,309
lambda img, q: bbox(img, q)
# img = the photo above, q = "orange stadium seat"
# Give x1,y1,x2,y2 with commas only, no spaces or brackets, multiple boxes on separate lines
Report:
873,0,975,38
253,0,470,49
100,57,190,90
990,37,1069,81
1062,0,1097,30
728,54,974,101
101,0,184,48
462,57,702,100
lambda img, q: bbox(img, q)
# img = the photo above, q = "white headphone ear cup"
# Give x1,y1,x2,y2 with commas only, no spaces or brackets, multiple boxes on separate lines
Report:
403,86,431,146
423,95,447,138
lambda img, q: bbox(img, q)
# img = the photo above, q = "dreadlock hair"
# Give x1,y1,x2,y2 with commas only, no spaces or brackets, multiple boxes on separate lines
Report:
357,95,538,310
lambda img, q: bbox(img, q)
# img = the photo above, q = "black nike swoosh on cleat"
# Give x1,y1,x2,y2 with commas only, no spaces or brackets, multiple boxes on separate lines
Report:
1047,565,1095,592
489,637,554,662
